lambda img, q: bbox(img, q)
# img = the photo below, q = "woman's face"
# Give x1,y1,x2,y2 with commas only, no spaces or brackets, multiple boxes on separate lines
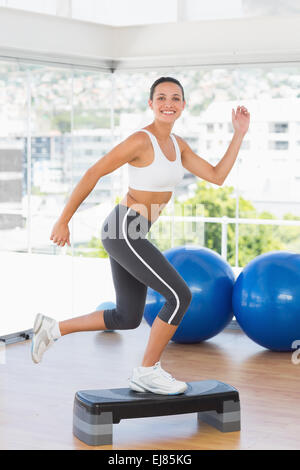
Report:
149,82,186,123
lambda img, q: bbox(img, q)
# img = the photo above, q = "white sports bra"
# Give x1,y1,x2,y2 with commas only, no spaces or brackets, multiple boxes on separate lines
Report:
128,129,185,192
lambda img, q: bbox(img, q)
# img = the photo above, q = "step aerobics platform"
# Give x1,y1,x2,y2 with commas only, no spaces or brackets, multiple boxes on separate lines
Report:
73,380,240,446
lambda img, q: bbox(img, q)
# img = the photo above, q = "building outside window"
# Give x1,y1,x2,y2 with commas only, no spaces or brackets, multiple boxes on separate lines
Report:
269,122,289,133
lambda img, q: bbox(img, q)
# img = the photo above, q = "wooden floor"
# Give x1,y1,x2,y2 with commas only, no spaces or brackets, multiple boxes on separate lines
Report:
1,321,300,450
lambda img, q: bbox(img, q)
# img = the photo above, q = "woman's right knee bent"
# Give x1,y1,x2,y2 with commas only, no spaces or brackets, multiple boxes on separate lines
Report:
157,282,192,326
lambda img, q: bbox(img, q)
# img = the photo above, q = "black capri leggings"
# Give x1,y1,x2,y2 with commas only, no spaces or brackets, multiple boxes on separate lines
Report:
100,204,192,330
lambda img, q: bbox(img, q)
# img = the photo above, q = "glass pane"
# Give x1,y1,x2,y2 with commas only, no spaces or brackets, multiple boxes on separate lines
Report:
72,0,177,26
2,63,300,336
0,64,75,337
0,61,27,252
183,0,300,22
29,65,73,255
0,61,28,336
183,0,244,21
238,223,300,267
3,0,300,23
6,0,56,15
71,71,115,314
243,0,300,17
234,66,300,265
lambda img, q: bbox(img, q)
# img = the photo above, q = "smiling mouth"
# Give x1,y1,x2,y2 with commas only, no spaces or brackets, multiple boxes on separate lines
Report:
161,111,176,115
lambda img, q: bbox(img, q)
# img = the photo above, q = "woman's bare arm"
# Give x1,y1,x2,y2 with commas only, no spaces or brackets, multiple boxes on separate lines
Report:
57,133,145,224
178,106,250,186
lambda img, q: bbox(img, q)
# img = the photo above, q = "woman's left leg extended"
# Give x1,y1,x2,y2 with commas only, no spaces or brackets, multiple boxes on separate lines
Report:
103,256,148,330
58,256,147,335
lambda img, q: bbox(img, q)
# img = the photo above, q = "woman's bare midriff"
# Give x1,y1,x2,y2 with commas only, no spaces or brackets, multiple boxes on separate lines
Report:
119,189,172,223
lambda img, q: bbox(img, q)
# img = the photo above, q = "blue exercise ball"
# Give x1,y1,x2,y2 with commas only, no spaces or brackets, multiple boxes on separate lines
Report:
232,251,300,351
96,301,116,311
144,245,235,343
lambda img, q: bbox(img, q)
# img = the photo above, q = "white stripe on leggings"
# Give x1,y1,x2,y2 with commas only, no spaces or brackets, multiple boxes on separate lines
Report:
122,207,179,325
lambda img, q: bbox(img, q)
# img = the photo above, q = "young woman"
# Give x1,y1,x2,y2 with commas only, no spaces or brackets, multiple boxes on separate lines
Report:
31,76,250,395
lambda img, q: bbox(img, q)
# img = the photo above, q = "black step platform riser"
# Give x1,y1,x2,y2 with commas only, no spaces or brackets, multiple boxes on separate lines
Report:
74,393,239,424
73,380,241,446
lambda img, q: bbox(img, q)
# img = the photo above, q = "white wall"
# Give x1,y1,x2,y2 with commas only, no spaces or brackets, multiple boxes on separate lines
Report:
0,7,299,69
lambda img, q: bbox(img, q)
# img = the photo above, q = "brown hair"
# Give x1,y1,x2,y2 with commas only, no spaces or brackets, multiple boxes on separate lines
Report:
150,76,185,101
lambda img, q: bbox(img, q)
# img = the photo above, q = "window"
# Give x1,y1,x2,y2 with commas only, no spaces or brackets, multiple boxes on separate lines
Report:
2,0,300,25
2,61,300,341
72,0,176,25
180,0,300,22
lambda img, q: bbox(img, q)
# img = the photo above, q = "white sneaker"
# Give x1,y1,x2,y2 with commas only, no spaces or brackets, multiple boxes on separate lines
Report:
129,362,188,395
31,313,61,364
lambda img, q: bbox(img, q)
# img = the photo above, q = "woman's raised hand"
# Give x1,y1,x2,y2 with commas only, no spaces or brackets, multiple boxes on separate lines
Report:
50,220,71,247
232,106,250,136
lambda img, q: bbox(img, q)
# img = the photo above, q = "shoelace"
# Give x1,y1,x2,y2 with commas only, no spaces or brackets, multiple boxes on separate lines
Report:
128,362,176,382
153,362,175,382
